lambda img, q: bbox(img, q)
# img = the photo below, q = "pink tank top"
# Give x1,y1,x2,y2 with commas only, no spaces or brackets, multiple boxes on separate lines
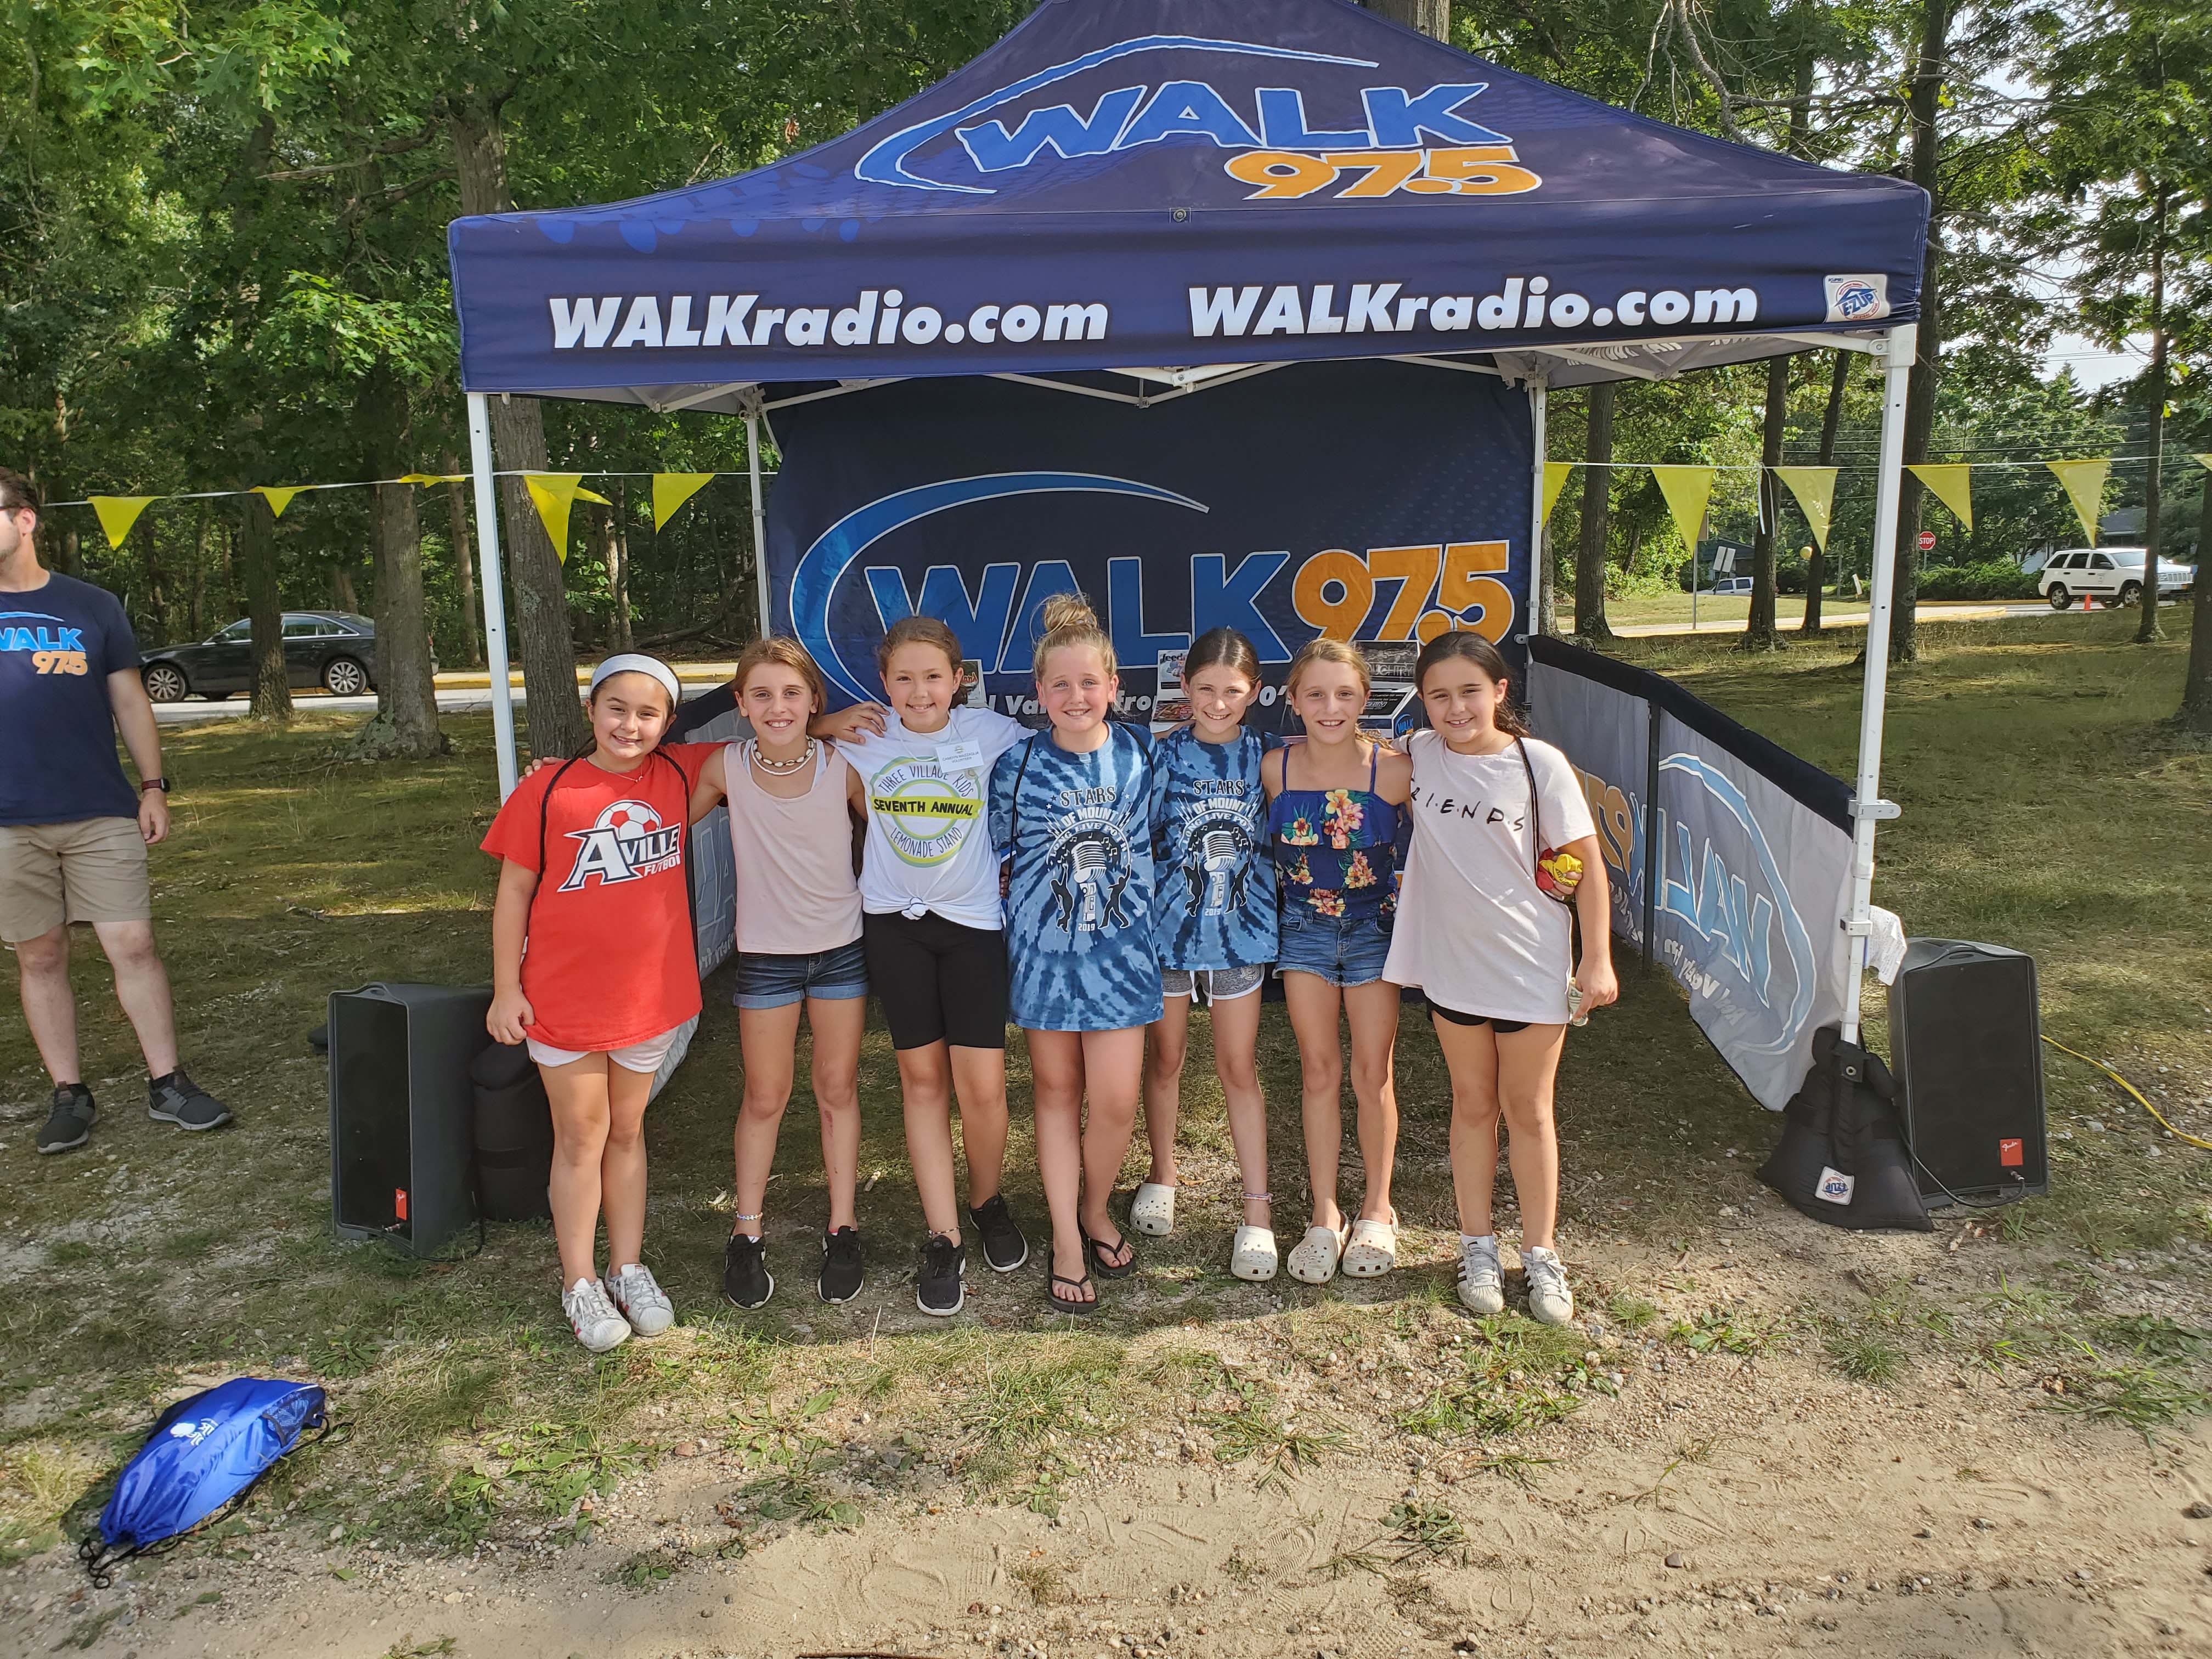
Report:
724,741,863,956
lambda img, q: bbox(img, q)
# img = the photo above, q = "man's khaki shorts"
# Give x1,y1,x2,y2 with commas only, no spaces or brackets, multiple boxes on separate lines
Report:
0,817,152,943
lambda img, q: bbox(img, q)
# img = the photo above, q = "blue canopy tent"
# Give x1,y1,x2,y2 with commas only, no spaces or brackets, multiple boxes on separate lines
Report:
447,0,1927,1044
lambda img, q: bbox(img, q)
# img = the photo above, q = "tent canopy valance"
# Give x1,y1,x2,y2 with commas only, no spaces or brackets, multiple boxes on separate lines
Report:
447,0,1927,412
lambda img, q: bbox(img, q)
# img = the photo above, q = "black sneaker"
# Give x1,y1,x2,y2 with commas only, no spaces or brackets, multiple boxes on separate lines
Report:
916,1232,966,1318
723,1231,774,1309
818,1227,865,1305
967,1193,1029,1273
146,1069,230,1132
36,1085,96,1154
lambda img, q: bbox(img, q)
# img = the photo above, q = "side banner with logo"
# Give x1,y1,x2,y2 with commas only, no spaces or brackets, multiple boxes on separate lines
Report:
1529,639,1853,1110
765,360,1533,725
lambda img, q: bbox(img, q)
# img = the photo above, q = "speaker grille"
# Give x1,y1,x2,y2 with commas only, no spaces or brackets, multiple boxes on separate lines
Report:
332,996,413,1238
1890,941,2046,1201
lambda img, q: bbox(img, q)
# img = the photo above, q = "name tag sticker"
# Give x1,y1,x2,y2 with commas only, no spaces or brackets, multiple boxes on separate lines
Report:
936,741,984,771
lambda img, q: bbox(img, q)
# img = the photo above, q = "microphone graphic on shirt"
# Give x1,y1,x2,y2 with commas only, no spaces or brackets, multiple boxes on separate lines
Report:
1070,839,1110,929
1199,828,1241,913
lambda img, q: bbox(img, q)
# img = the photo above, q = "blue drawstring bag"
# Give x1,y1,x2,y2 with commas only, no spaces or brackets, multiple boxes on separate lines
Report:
80,1378,328,1584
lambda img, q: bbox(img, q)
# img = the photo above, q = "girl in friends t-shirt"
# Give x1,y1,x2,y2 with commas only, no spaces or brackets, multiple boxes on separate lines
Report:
1138,628,1281,1281
482,655,723,1353
1263,638,1413,1287
681,638,871,1311
1385,631,1617,1326
989,595,1160,1313
838,616,1033,1316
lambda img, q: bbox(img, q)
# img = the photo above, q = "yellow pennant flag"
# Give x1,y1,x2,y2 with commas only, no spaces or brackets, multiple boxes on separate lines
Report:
2046,459,2111,545
1649,465,1716,557
250,486,305,518
396,473,469,486
2196,453,2212,472
653,472,715,531
1907,463,1973,532
576,486,612,508
523,473,586,561
88,496,157,549
1772,466,1839,552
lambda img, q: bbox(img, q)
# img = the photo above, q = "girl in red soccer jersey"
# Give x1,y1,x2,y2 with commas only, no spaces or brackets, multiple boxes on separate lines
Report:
482,655,725,1353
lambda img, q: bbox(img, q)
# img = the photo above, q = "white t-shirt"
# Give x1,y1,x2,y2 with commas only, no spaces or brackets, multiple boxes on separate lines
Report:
1384,730,1597,1025
842,708,1029,929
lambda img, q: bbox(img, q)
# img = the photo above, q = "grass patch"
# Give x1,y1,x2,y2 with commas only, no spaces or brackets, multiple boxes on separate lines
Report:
1398,1319,1584,1440
1825,1329,1905,1385
1667,1307,1779,1356
2041,1363,2212,1444
1323,1499,1470,1577
1191,1358,1352,1491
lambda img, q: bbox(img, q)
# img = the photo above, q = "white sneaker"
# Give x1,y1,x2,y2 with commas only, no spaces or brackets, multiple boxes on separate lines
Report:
1457,1235,1505,1315
605,1263,675,1337
563,1277,631,1353
1522,1245,1575,1326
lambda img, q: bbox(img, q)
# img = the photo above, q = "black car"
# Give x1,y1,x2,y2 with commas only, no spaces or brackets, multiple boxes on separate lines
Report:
139,611,379,702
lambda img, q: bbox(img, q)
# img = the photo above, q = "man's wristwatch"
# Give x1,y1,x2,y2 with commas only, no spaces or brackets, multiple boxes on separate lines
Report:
140,778,171,793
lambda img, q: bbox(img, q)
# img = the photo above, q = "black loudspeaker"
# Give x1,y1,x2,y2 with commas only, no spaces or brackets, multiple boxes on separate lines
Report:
329,983,493,1255
1887,940,2048,1205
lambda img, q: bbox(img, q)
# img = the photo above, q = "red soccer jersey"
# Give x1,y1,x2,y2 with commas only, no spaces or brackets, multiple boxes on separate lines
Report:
479,743,719,1052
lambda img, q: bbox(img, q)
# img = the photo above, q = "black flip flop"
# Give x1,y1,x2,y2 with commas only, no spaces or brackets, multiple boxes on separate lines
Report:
1048,1263,1098,1315
1083,1228,1137,1279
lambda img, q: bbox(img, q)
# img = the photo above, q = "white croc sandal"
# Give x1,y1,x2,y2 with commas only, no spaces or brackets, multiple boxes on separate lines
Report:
1286,1218,1350,1285
1229,1226,1279,1282
1130,1181,1177,1238
1340,1209,1399,1278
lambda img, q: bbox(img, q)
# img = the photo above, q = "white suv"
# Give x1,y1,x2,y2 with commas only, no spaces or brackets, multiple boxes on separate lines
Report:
2039,547,2196,610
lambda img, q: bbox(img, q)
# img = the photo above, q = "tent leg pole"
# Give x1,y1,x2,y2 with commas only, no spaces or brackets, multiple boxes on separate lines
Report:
1527,379,1550,637
1839,321,1917,1046
467,392,518,800
746,414,770,637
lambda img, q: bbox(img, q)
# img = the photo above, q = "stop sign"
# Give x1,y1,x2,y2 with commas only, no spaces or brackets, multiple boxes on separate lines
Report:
1917,530,1937,552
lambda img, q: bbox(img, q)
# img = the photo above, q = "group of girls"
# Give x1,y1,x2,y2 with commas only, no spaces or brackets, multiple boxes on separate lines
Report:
481,603,1617,1353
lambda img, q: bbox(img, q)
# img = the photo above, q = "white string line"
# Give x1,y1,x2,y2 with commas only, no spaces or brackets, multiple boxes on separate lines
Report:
40,470,778,509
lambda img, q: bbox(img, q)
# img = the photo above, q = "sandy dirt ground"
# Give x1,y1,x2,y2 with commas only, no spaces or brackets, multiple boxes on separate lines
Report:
9,1211,2211,1659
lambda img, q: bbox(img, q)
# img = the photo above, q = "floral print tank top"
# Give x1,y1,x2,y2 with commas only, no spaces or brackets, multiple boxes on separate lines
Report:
1267,742,1402,919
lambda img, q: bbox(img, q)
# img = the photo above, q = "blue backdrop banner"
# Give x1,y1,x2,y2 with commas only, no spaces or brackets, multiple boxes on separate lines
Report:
765,360,1533,725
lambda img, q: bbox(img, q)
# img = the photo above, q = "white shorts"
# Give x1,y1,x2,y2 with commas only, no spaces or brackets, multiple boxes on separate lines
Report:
1160,963,1267,1003
527,1023,685,1075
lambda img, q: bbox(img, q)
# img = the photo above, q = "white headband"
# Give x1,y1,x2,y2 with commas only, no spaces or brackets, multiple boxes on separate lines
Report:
588,653,682,707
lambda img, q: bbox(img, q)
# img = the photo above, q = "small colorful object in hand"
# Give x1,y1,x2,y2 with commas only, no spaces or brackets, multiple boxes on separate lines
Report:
1536,847,1583,904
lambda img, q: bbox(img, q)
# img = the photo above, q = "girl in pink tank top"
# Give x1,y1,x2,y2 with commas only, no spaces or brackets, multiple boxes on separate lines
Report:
684,640,870,1310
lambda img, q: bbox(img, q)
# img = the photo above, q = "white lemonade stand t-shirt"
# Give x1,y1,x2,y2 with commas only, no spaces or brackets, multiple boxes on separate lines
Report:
1385,730,1597,1026
844,707,1029,929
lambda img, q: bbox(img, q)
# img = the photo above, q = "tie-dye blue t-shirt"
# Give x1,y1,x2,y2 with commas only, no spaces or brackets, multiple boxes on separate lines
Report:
1149,728,1278,971
988,724,1163,1032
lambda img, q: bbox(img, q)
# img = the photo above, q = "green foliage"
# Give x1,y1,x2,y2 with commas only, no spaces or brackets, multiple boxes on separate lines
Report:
1917,560,2044,601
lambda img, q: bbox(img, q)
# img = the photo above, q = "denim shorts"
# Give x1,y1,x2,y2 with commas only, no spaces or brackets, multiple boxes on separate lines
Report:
731,938,868,1010
1275,905,1394,988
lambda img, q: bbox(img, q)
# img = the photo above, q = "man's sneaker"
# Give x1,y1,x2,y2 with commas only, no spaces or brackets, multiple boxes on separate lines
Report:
563,1277,631,1353
819,1227,865,1304
36,1085,96,1155
604,1263,675,1336
917,1232,967,1317
147,1070,231,1132
967,1193,1029,1273
1522,1245,1575,1327
1457,1234,1505,1316
723,1232,774,1310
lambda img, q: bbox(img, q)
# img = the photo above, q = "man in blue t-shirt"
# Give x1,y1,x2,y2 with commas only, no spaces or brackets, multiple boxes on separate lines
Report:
1,469,230,1153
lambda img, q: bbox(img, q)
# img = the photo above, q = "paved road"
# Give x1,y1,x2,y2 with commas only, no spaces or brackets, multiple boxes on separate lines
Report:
151,681,729,727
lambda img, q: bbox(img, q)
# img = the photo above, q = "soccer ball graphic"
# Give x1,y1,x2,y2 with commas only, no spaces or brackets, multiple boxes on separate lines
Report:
595,801,663,842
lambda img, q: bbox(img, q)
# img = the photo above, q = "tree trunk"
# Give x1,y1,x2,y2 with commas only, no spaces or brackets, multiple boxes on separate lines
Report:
1804,350,1852,636
2137,186,2168,645
1745,354,1791,650
1888,0,1950,665
609,477,635,652
352,369,447,759
441,449,484,669
189,504,210,638
450,95,588,759
2180,476,2212,732
1536,512,1558,637
1575,382,1617,640
332,565,359,612
55,527,80,577
240,496,292,719
1367,0,1449,39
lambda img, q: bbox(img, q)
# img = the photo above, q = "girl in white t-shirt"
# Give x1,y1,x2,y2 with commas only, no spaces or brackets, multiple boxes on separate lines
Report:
1384,633,1617,1327
837,616,1034,1318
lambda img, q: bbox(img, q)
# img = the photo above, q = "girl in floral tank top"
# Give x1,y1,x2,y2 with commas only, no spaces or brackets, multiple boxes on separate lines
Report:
1268,746,1403,920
